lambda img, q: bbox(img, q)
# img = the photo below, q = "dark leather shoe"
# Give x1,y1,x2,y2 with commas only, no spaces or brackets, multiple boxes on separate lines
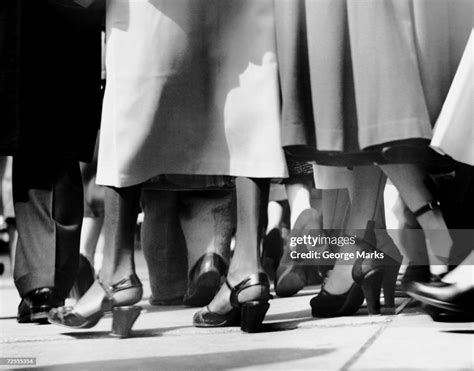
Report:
407,281,474,314
310,284,364,318
183,253,227,307
422,303,474,322
17,288,64,324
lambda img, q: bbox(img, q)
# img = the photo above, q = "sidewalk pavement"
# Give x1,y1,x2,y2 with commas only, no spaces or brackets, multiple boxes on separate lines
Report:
1,251,473,371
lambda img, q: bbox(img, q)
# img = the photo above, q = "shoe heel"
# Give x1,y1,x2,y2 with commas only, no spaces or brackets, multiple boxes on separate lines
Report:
240,301,269,333
111,306,141,338
382,263,401,308
360,270,384,315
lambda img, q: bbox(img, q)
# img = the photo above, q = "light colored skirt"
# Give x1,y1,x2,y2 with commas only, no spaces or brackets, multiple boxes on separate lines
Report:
431,30,474,166
277,0,473,152
97,0,287,187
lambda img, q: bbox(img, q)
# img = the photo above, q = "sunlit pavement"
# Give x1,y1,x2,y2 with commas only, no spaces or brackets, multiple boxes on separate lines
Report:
1,249,473,371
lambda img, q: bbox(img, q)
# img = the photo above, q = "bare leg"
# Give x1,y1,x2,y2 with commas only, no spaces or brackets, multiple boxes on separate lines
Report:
73,185,141,316
276,180,322,296
206,177,269,314
79,215,104,267
381,164,452,265
324,166,386,294
266,201,284,234
99,186,141,283
391,195,429,267
285,180,317,228
322,189,350,230
374,192,401,260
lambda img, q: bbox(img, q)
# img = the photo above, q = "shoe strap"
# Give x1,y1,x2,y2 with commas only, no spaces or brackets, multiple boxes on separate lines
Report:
226,273,270,308
412,201,441,218
97,274,142,299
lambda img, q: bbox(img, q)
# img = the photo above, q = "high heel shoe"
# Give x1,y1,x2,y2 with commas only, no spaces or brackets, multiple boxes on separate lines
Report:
193,273,271,333
375,230,403,308
275,208,322,297
310,283,364,318
400,200,444,292
352,222,402,314
382,260,402,308
351,223,384,315
48,274,143,338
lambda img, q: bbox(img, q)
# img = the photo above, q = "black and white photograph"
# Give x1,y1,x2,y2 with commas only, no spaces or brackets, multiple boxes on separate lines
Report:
0,0,473,369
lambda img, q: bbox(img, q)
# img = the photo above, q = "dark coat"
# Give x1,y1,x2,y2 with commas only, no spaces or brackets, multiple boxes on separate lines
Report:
0,0,103,161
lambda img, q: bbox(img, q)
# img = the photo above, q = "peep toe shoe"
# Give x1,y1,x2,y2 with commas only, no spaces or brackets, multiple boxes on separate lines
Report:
49,274,143,338
193,273,271,333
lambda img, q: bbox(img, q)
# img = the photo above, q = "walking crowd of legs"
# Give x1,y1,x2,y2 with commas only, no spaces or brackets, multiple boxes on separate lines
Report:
0,0,472,339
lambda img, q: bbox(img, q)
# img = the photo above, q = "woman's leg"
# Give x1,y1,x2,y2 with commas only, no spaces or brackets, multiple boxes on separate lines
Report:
266,200,284,234
275,180,322,296
79,215,104,267
374,192,401,259
73,185,141,315
285,180,317,228
205,177,269,313
322,188,350,230
391,195,429,267
323,166,386,294
98,185,141,283
381,164,452,267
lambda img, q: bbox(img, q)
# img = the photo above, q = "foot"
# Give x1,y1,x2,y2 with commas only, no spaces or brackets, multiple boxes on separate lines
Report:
206,270,270,315
49,275,143,327
375,229,402,262
275,208,322,297
72,280,110,318
322,266,355,295
414,204,452,265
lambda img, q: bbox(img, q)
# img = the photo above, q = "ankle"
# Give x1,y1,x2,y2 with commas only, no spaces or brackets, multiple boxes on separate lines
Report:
227,266,264,284
100,270,136,287
416,208,447,230
375,229,402,259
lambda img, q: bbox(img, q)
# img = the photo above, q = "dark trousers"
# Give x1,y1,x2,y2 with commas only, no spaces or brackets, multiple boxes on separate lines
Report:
12,156,83,298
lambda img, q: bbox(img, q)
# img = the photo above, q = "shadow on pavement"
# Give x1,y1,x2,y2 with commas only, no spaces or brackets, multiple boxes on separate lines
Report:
61,325,190,339
441,329,474,334
34,347,334,370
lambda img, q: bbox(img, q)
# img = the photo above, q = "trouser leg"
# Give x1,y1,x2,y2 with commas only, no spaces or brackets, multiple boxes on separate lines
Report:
13,156,83,298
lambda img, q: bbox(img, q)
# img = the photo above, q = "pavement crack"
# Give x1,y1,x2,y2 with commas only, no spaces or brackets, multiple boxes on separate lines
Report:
340,317,393,371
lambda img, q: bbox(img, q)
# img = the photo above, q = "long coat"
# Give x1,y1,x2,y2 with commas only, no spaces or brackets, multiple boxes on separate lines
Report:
0,0,103,161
